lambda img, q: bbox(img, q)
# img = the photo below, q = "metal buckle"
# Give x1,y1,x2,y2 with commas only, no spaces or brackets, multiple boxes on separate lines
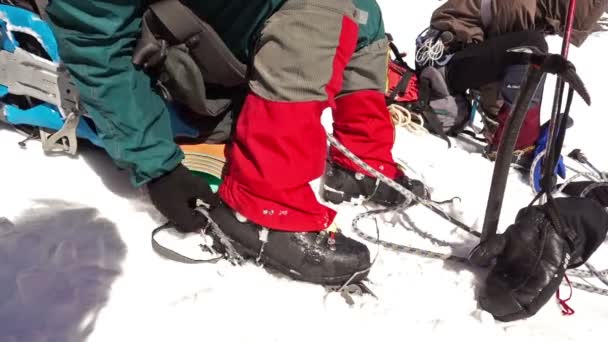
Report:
39,112,80,155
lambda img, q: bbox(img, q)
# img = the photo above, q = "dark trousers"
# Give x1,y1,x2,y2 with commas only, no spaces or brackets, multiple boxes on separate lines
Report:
445,30,549,150
446,30,548,93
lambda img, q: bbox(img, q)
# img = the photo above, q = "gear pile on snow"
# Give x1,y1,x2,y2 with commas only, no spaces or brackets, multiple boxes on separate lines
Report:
384,34,459,146
3,0,608,321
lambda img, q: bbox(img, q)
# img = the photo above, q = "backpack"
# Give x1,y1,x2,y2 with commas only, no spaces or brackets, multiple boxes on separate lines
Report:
384,34,453,147
132,0,249,144
2,0,246,145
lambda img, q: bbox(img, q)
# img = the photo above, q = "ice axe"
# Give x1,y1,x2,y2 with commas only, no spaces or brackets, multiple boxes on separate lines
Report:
539,0,581,195
471,0,586,265
469,52,591,266
568,148,606,180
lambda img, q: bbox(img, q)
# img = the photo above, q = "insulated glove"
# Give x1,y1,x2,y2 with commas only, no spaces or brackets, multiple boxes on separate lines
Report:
148,164,218,233
478,197,608,322
533,122,566,192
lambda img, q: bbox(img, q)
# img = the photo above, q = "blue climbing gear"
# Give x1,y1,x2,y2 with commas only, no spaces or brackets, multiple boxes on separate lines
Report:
0,4,103,153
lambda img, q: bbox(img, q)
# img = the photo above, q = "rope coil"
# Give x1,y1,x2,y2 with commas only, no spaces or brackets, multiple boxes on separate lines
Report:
415,31,446,67
388,104,428,134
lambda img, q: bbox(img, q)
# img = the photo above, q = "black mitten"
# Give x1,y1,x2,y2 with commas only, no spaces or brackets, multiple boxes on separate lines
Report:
148,164,218,233
478,197,608,322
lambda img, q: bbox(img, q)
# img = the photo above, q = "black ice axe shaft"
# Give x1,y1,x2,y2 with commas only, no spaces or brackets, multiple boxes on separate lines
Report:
541,0,579,194
478,54,591,243
475,0,584,247
479,63,544,241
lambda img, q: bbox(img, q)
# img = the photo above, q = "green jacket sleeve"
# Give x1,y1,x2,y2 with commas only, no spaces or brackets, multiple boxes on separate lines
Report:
352,0,386,49
46,0,183,187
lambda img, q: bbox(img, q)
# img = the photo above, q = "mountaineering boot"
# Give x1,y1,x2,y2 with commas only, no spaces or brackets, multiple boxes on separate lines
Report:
484,111,574,171
322,163,429,206
208,201,371,286
483,143,536,170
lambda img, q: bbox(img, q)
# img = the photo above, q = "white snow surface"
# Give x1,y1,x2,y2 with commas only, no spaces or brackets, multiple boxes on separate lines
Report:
1,1,608,341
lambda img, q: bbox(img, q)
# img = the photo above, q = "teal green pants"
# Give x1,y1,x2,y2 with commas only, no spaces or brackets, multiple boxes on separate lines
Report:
46,1,182,186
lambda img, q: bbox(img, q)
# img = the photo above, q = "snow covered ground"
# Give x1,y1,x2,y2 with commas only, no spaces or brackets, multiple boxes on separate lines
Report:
1,1,607,341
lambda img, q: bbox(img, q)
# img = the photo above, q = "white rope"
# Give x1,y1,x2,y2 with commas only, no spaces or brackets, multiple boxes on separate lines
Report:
529,150,549,202
529,151,604,196
388,104,428,135
599,13,608,31
415,35,445,67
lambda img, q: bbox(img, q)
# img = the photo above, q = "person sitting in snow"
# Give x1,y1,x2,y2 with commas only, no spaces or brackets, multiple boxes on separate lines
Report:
43,0,424,286
416,0,607,168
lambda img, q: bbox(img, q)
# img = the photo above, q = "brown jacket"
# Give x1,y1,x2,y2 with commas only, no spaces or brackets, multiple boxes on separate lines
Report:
431,0,608,47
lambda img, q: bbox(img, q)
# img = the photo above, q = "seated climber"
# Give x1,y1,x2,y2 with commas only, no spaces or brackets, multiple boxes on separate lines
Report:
416,0,607,168
42,0,424,286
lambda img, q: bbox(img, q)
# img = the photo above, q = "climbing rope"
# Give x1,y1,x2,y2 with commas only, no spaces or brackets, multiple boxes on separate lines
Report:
327,133,608,297
415,28,447,67
388,104,429,135
350,201,608,296
352,205,469,263
154,128,608,298
528,151,604,195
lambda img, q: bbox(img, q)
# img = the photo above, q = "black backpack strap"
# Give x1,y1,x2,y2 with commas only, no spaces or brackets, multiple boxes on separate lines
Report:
151,222,224,264
388,41,407,66
386,33,407,65
136,0,247,87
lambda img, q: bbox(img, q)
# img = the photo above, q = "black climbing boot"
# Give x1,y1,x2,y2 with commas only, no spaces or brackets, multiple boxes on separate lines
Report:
322,163,429,206
208,201,371,286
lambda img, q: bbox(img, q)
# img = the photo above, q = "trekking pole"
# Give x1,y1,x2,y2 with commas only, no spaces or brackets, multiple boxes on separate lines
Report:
568,148,607,180
539,0,577,194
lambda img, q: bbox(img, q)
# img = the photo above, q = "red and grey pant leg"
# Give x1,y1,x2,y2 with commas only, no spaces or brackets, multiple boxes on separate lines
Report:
219,0,400,232
330,36,402,180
